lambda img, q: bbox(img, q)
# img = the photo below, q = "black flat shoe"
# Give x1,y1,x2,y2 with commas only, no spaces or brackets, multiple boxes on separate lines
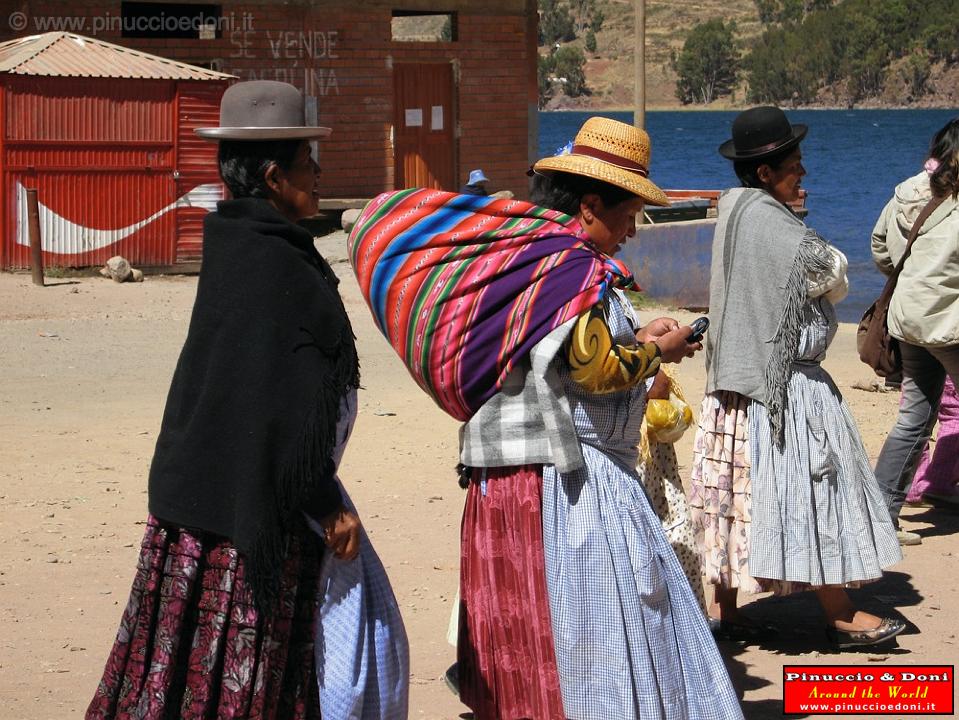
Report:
443,662,459,696
826,617,906,650
709,617,779,643
923,492,959,508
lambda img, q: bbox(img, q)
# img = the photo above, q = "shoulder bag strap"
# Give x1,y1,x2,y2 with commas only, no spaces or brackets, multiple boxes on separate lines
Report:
876,194,946,305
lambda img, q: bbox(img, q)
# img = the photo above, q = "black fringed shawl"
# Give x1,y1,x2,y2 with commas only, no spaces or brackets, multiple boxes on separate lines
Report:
148,198,359,609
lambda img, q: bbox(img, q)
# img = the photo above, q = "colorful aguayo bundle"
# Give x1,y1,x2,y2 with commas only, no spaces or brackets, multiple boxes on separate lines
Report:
348,188,634,420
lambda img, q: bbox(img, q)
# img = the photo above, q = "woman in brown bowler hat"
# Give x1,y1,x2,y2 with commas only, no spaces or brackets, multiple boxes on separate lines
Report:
87,81,408,719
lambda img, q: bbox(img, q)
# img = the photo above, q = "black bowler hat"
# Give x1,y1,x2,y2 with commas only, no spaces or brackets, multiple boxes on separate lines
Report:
718,106,807,160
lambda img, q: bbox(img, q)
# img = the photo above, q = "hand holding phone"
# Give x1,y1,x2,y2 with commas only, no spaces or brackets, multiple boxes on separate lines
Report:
687,316,709,343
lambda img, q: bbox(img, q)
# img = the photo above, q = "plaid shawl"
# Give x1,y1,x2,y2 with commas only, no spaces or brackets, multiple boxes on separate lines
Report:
348,188,633,421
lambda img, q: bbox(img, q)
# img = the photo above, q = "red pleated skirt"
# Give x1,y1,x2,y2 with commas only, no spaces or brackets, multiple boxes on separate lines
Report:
86,515,321,720
457,465,566,720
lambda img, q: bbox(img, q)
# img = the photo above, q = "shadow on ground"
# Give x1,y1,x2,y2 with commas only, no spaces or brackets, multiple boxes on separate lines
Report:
715,569,925,718
905,503,959,542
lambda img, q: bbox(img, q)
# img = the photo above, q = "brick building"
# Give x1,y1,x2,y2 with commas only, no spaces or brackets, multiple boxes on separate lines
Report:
1,0,539,201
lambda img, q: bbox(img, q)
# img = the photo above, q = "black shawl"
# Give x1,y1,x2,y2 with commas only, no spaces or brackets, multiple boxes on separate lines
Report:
148,198,359,609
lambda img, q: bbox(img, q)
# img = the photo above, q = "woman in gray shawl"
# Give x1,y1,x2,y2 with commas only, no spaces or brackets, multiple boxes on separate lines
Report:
689,106,904,649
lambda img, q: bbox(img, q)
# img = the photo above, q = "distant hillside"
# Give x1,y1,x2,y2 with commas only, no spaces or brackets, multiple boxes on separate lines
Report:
544,0,959,110
546,0,762,110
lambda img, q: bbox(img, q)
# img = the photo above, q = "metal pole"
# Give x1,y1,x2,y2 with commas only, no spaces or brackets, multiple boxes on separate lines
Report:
634,0,646,130
27,189,44,287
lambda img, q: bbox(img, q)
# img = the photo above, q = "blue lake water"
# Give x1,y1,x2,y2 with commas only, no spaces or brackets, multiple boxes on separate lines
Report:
539,109,958,321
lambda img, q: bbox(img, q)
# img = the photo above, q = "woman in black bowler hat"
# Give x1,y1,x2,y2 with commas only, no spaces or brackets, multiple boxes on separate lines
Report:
688,106,905,650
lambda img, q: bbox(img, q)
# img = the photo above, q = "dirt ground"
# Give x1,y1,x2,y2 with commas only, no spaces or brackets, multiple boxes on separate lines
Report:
1,230,957,719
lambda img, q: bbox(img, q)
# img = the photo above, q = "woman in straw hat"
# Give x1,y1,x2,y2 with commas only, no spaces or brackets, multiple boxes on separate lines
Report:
690,106,903,649
349,116,742,719
87,81,408,719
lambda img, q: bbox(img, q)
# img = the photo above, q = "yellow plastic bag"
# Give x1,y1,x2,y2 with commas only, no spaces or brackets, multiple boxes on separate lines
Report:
643,367,694,445
646,397,693,444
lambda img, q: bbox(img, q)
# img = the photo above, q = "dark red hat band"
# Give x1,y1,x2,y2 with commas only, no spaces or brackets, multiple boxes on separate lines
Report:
571,144,648,177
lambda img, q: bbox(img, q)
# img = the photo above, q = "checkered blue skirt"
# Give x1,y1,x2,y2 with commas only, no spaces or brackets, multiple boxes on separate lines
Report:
308,390,410,720
542,448,742,720
309,485,410,720
541,293,742,720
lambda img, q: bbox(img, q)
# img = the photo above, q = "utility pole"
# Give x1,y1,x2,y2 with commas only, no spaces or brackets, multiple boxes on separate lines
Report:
634,0,645,129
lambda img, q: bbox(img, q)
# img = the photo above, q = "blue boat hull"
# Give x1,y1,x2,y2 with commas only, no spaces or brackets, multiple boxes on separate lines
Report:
618,219,715,310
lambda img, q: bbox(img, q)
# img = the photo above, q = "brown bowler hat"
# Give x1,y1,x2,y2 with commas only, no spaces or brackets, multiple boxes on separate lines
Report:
195,80,331,141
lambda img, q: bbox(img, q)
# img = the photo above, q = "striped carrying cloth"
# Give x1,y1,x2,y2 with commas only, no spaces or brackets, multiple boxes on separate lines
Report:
348,188,633,420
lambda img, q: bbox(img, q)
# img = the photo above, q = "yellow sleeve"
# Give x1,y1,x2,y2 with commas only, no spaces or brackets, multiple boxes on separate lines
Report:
566,303,662,394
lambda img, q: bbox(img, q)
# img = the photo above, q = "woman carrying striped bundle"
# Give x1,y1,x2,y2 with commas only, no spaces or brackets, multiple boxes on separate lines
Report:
349,117,742,720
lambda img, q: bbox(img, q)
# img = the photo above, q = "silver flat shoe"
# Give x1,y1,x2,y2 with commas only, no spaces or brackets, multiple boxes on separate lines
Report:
826,617,906,650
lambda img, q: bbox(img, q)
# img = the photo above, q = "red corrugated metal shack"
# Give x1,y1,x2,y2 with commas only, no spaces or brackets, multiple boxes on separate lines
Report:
0,32,234,269
0,2,539,216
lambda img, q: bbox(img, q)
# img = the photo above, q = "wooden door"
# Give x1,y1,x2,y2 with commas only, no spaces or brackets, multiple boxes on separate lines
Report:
393,63,455,190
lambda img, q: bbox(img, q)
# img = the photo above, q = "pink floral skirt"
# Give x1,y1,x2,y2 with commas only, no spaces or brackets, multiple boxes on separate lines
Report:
689,392,762,593
689,392,812,596
86,515,321,720
458,465,565,720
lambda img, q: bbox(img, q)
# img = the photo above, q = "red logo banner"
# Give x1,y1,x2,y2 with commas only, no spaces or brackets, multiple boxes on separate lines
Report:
783,665,954,715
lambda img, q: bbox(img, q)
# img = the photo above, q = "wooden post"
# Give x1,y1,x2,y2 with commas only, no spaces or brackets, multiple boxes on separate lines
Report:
634,0,648,227
634,0,646,130
27,188,43,286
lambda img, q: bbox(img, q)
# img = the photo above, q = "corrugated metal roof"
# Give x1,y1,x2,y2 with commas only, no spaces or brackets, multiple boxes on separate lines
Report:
0,32,234,80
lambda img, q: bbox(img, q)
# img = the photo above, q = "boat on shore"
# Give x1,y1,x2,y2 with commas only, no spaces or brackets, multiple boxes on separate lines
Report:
622,189,808,309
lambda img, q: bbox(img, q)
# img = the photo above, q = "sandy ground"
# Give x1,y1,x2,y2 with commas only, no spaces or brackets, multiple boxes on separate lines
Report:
1,230,957,720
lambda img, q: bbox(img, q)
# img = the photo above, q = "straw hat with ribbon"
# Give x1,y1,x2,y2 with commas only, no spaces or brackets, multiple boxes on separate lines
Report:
533,116,669,207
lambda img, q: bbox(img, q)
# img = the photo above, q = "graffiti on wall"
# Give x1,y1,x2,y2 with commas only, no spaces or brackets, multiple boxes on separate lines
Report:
216,29,341,97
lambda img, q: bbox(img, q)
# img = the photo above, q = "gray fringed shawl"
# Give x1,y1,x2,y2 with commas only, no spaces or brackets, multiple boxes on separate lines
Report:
705,188,833,447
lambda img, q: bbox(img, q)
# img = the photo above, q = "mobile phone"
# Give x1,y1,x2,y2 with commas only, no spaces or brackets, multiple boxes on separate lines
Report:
687,316,709,342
